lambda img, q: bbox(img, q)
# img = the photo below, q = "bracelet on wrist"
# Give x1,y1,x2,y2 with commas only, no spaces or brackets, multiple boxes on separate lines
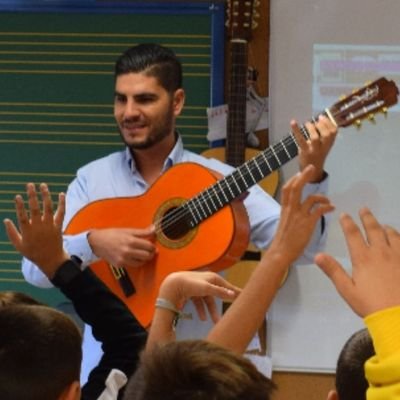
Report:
155,297,192,330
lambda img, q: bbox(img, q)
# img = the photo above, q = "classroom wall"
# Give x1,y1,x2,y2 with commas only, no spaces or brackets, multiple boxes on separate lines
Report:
267,0,400,376
247,0,336,395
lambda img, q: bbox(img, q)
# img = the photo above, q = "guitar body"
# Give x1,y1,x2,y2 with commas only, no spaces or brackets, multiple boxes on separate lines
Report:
65,162,250,328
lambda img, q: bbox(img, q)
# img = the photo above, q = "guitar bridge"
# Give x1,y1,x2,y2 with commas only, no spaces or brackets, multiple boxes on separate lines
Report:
109,264,136,297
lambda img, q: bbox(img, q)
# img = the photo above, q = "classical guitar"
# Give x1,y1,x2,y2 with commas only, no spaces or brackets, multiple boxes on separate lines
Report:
203,0,279,197
65,77,399,328
202,0,278,291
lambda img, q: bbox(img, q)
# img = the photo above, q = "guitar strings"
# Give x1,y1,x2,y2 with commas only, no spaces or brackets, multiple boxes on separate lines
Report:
153,127,314,237
154,111,339,238
150,91,381,237
152,131,302,238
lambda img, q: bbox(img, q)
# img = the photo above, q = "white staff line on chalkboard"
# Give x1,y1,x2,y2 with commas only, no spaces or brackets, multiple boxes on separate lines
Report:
0,278,25,282
0,130,117,137
0,32,211,39
0,101,112,107
0,122,206,130
0,69,210,77
0,102,206,111
0,139,206,148
0,111,112,117
0,197,22,200
0,184,70,190
0,139,122,146
0,112,207,120
0,40,211,48
0,182,68,187
0,111,113,117
0,171,73,177
0,69,113,75
0,121,115,126
0,51,212,59
0,60,114,66
0,269,20,273
0,60,211,68
0,131,204,139
0,260,19,265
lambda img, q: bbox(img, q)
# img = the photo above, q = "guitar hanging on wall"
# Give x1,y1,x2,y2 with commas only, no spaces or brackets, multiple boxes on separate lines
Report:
203,0,279,196
202,0,278,289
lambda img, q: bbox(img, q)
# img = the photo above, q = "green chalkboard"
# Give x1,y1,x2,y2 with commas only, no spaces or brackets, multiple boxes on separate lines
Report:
0,2,225,306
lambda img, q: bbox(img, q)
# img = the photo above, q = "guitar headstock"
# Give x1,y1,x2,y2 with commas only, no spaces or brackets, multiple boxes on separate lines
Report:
226,0,260,41
328,77,399,128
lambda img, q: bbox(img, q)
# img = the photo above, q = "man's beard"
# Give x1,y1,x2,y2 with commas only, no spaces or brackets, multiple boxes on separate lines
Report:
118,104,175,151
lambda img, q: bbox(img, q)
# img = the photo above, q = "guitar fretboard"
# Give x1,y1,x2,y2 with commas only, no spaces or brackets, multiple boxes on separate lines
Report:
163,124,313,234
226,39,248,167
161,71,400,235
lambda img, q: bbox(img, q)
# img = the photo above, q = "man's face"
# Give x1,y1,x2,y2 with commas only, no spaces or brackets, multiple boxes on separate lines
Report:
114,72,184,150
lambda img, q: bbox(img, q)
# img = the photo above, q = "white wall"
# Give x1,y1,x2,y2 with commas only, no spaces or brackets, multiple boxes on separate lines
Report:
268,0,400,372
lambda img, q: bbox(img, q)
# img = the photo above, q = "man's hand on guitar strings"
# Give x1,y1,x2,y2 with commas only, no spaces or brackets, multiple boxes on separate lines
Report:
87,225,157,269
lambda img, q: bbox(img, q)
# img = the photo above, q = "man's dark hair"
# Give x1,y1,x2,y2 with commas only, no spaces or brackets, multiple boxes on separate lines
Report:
123,339,277,400
0,305,82,400
114,43,183,94
335,328,375,400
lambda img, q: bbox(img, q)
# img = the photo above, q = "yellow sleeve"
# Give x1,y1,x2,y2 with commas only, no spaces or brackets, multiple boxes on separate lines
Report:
364,306,400,400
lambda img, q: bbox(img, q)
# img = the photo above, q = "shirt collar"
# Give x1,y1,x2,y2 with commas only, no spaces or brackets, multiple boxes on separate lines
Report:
126,132,184,174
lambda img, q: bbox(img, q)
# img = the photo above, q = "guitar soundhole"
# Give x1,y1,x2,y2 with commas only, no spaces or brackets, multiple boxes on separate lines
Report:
161,207,192,240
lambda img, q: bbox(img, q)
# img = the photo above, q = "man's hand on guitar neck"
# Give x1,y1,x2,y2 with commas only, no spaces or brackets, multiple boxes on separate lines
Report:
87,226,156,269
291,115,338,183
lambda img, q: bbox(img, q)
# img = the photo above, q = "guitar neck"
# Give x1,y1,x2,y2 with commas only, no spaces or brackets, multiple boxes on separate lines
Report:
176,76,399,231
183,124,311,229
226,39,248,167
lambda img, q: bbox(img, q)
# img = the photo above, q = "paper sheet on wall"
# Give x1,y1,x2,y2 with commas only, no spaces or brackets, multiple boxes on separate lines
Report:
206,86,269,146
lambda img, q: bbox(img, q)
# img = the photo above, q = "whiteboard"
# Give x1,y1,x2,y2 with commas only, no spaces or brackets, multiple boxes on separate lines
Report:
268,0,400,372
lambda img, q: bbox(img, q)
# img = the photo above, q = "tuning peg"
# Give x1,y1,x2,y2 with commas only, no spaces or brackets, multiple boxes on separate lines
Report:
368,114,376,124
381,106,388,115
339,95,347,101
354,119,362,129
252,21,259,29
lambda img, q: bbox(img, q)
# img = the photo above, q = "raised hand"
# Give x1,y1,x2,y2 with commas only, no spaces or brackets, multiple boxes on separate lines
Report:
315,208,400,317
146,270,240,351
206,165,334,353
158,271,240,323
3,183,68,277
267,164,335,266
